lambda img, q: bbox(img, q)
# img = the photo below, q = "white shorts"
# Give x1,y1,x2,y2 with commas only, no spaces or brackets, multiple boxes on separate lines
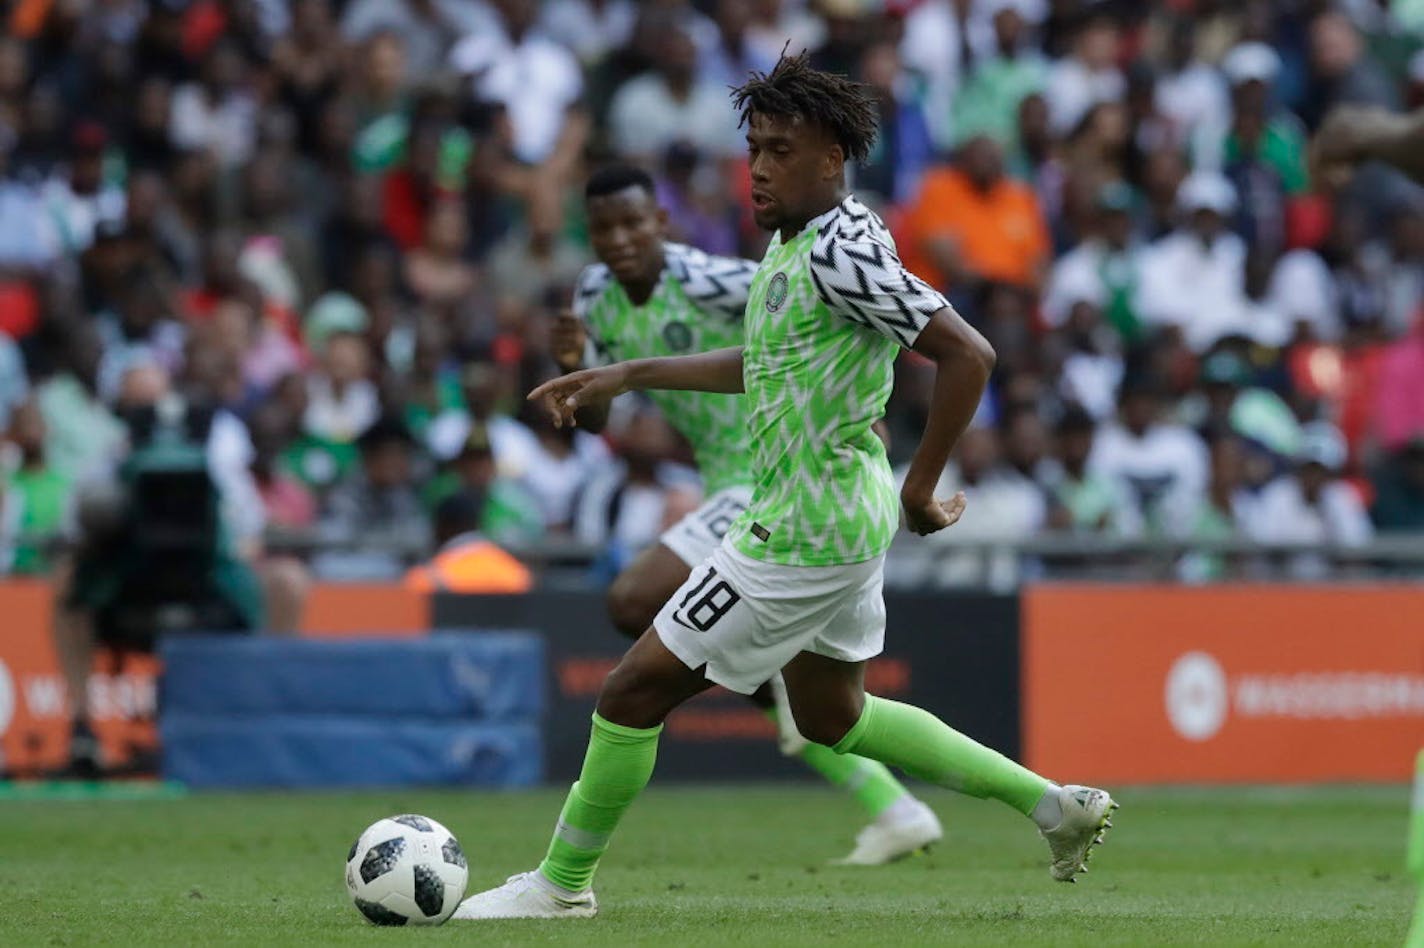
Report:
658,485,755,567
654,541,887,695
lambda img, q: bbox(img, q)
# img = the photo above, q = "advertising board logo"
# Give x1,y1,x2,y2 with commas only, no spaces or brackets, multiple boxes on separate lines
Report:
1165,651,1228,741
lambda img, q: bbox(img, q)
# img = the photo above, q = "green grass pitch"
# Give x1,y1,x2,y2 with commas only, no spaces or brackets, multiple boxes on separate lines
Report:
1,784,1411,946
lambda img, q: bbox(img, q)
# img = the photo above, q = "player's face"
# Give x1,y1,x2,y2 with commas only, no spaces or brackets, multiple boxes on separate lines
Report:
746,111,843,233
587,186,667,288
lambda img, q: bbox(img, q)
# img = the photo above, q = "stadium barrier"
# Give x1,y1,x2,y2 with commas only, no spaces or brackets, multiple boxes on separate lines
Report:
160,634,544,789
1,578,1419,785
431,591,1022,781
1022,585,1424,784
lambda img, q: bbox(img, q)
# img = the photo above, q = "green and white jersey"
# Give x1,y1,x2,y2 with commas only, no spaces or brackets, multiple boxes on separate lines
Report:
728,196,949,566
573,243,760,494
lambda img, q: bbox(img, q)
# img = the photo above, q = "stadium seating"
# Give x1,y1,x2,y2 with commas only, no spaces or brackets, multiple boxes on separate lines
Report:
159,633,544,789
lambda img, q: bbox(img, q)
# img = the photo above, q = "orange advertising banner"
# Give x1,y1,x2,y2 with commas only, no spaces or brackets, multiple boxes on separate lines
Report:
1023,585,1424,784
0,580,427,775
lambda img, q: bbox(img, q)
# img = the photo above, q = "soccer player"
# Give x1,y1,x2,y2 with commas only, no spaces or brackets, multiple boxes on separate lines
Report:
454,53,1116,921
551,164,942,865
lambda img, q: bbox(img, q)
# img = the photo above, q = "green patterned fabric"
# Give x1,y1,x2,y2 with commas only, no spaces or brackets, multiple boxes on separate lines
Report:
728,197,949,566
575,244,759,494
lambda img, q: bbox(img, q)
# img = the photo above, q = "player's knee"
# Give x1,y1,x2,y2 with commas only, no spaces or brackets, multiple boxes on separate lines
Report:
606,575,658,639
788,693,864,748
595,654,664,728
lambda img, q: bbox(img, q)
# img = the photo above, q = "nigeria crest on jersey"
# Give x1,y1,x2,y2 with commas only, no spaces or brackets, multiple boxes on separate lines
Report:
662,320,693,351
766,272,788,312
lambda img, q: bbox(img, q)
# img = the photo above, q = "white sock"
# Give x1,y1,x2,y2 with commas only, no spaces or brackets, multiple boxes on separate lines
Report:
1030,783,1063,832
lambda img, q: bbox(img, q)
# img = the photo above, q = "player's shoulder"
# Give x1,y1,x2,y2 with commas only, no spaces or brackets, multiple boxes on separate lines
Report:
810,195,897,262
664,242,758,318
572,263,615,317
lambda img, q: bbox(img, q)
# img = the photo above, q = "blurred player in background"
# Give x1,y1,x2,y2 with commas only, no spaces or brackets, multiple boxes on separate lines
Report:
547,164,941,865
456,54,1115,921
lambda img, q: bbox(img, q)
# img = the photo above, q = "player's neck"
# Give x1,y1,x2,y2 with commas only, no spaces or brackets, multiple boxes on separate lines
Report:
618,246,665,305
778,189,848,243
620,271,660,306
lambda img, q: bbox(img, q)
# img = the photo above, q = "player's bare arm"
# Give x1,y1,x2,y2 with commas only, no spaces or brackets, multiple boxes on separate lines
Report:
899,306,996,536
529,346,745,428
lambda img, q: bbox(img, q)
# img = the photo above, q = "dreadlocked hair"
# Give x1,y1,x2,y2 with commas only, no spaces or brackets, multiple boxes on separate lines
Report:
730,49,879,163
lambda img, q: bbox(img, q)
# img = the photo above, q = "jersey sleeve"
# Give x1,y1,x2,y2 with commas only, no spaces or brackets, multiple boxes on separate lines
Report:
809,231,949,349
667,244,758,322
571,264,614,366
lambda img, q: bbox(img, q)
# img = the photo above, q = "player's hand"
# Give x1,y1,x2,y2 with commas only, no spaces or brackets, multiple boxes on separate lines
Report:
550,310,586,373
901,489,967,536
528,364,629,428
1311,105,1398,189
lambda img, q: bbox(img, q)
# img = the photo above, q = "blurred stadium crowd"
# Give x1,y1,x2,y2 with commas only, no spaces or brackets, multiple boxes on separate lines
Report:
2,0,1424,601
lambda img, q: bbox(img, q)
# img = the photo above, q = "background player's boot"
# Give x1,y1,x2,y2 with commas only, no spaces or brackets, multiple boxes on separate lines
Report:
452,871,597,920
833,795,943,866
1040,784,1117,882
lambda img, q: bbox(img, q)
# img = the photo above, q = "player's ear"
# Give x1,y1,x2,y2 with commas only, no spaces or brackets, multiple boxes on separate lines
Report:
824,143,845,182
656,205,670,236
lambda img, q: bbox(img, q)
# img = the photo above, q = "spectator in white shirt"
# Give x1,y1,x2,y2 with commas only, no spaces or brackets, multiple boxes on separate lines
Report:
1154,17,1229,161
303,331,380,444
1089,376,1209,537
607,19,742,162
1135,170,1257,352
575,408,700,558
540,0,637,66
893,426,1047,591
1045,11,1125,135
1044,181,1148,342
449,0,588,169
1242,422,1373,579
342,0,491,82
168,41,257,170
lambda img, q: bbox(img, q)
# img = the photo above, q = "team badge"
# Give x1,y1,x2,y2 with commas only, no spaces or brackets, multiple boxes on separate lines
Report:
766,272,789,312
662,321,693,351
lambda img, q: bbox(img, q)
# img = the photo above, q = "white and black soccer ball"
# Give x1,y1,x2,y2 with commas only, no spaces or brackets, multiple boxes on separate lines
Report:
345,814,469,926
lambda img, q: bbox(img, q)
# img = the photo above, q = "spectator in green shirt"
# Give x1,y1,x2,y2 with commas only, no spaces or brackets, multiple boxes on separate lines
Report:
5,399,74,574
1219,43,1309,196
952,0,1049,150
424,424,544,546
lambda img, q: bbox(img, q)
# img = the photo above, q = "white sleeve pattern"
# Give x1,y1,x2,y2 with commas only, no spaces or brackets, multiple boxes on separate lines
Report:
809,198,948,348
665,244,759,322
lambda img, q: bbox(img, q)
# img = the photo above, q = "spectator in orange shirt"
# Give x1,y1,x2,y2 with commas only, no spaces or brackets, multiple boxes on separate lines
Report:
899,135,1051,299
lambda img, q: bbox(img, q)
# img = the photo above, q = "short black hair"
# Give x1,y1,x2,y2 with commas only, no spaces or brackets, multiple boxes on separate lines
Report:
731,50,879,163
585,165,656,200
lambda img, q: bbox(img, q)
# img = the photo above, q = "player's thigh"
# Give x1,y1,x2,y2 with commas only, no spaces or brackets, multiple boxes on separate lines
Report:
607,542,693,636
781,556,886,744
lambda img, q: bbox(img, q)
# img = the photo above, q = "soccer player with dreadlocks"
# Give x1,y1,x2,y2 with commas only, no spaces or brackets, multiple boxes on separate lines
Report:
454,52,1117,921
556,164,942,865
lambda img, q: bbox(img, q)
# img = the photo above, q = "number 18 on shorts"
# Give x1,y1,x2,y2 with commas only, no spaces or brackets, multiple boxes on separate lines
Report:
653,542,887,696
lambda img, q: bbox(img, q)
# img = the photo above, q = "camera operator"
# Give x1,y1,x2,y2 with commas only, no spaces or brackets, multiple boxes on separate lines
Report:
54,360,270,777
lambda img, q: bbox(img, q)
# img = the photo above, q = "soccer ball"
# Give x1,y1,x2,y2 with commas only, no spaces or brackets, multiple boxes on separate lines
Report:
345,814,468,925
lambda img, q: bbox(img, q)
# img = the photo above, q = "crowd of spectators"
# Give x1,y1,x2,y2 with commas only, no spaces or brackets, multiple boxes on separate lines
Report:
2,0,1424,597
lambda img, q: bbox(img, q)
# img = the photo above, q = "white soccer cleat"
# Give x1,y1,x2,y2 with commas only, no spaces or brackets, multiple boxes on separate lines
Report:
450,870,597,920
832,797,944,866
1040,784,1117,882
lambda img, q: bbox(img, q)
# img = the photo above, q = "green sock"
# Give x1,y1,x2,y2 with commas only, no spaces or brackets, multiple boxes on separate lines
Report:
832,695,1049,815
766,708,906,817
538,713,661,892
